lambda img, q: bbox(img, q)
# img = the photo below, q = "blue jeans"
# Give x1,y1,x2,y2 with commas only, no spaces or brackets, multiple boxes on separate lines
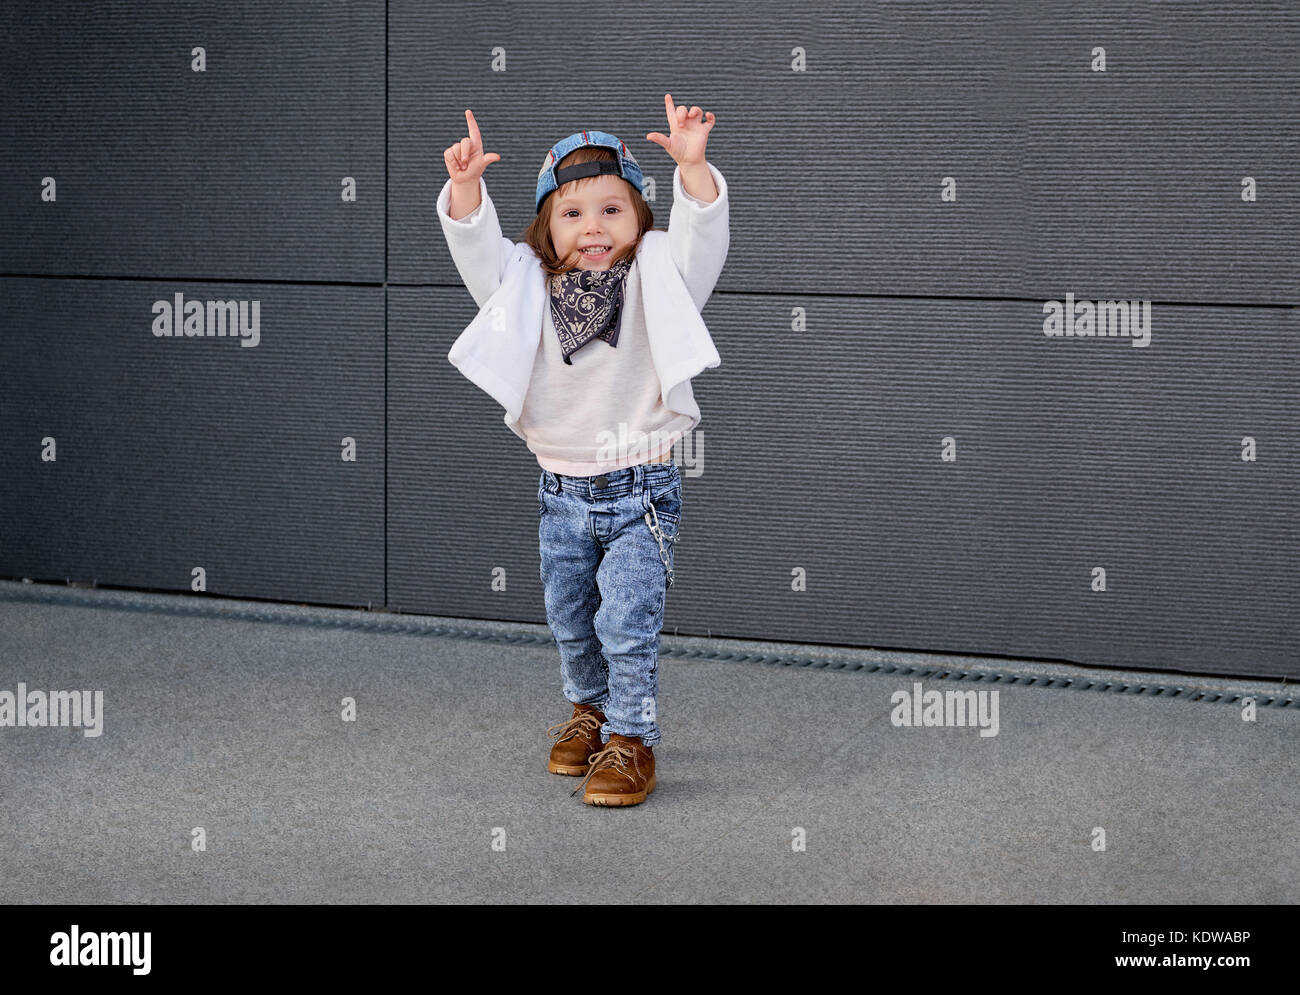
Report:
537,461,682,747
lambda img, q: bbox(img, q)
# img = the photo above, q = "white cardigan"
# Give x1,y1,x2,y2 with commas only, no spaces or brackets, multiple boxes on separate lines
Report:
436,160,729,445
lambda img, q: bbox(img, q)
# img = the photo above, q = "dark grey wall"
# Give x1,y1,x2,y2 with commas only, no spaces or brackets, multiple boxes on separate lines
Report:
2,1,1296,680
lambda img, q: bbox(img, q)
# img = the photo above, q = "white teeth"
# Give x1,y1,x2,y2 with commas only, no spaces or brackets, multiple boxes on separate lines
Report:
581,247,609,254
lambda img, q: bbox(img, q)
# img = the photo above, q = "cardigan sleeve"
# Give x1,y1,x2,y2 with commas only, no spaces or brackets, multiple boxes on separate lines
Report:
436,175,518,309
666,160,730,312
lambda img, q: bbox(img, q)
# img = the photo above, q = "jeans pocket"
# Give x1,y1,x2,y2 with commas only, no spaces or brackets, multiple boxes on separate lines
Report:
650,505,680,539
644,480,682,588
645,480,682,537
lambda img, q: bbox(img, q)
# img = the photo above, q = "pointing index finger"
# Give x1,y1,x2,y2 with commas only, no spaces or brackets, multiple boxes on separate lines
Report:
465,108,482,150
664,92,677,129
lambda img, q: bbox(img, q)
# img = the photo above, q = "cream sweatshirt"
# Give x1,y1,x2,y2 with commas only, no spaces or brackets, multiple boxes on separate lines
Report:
436,161,729,474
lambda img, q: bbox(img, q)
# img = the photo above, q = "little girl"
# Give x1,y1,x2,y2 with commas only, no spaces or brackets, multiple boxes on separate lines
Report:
437,94,729,807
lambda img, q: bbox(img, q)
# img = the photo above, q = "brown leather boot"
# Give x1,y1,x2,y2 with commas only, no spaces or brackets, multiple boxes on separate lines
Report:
570,732,656,806
547,702,607,775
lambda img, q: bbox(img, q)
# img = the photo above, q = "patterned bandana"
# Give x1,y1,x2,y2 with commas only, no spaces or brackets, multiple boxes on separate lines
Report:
548,257,632,365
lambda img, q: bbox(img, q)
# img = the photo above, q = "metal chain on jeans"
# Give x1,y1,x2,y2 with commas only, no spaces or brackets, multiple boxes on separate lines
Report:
643,501,679,589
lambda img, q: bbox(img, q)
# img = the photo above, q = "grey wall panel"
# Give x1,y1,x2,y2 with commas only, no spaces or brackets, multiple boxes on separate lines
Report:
0,277,385,607
387,287,543,618
0,1,384,282
1002,0,1300,303
390,0,1296,302
389,0,1021,297
400,283,1294,681
393,281,1297,680
669,296,1297,681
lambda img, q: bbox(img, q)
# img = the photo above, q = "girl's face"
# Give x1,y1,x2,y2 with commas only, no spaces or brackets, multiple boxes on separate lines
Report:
549,174,639,271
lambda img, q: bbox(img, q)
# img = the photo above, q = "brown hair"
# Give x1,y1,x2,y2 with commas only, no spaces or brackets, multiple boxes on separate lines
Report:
520,146,658,278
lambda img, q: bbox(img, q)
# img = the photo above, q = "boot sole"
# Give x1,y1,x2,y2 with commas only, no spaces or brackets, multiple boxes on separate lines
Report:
548,760,589,775
583,772,656,806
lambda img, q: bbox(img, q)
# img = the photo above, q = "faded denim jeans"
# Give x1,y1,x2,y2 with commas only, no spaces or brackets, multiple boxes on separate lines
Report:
537,461,682,747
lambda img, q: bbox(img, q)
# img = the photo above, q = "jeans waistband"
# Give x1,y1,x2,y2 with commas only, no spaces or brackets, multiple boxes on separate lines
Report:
544,462,678,497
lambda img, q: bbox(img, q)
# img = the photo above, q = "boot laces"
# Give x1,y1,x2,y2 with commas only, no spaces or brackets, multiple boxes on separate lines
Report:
546,710,603,744
570,739,636,797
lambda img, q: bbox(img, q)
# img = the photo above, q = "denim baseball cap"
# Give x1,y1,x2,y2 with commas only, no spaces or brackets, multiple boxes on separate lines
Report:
535,129,645,214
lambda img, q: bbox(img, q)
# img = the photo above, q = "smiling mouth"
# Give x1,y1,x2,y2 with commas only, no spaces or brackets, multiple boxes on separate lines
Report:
579,246,611,259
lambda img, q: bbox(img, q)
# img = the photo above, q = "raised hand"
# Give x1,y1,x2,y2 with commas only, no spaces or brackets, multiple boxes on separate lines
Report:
444,108,502,185
645,93,716,167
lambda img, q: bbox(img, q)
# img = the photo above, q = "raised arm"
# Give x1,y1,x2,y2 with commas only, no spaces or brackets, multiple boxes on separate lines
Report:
647,94,729,310
668,161,729,311
437,109,515,307
438,174,517,308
